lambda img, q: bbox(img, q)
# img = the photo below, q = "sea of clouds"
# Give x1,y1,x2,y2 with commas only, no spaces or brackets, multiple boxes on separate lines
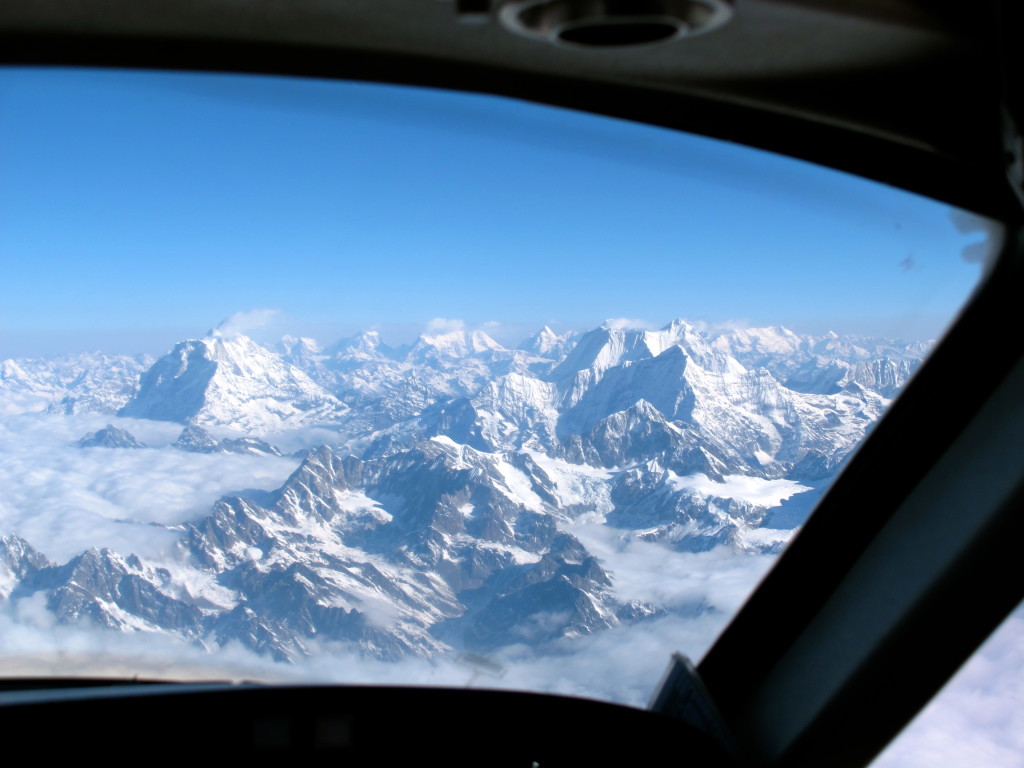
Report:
0,410,775,700
0,412,302,561
0,409,1019,766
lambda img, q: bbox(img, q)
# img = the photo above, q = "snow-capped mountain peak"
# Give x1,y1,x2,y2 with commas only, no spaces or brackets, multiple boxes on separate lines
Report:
119,332,346,432
324,330,392,361
550,319,742,383
277,334,323,361
412,329,505,360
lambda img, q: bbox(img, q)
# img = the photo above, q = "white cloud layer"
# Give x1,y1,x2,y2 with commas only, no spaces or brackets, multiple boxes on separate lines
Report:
569,522,776,614
216,308,281,337
0,412,300,561
603,317,658,331
0,583,740,707
424,317,466,334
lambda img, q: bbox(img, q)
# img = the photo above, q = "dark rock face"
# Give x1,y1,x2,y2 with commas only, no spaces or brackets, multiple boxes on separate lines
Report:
1,441,659,662
175,425,282,456
175,424,222,453
119,340,218,423
0,536,52,597
32,549,203,633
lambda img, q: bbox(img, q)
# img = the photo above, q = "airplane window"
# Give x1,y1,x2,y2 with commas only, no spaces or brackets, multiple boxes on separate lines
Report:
872,604,1024,768
0,66,997,714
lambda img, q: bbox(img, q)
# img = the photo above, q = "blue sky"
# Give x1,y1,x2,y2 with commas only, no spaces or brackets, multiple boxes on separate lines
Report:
0,67,993,357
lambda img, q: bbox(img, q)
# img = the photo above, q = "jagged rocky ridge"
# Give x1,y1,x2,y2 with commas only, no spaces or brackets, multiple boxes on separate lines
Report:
174,424,282,456
2,441,657,661
78,424,147,449
0,319,929,662
0,352,152,415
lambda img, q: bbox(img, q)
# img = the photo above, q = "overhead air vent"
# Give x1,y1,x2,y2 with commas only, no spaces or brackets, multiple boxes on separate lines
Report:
498,0,733,48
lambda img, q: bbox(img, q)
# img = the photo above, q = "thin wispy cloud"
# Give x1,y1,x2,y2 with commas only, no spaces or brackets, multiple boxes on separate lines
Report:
687,318,752,335
603,317,658,331
424,317,466,335
216,309,281,337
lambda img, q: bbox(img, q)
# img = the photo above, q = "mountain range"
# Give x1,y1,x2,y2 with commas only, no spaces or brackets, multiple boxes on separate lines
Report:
0,320,927,664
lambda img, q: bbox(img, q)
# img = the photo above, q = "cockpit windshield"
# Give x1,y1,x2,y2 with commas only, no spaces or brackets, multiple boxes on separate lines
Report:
0,67,996,703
